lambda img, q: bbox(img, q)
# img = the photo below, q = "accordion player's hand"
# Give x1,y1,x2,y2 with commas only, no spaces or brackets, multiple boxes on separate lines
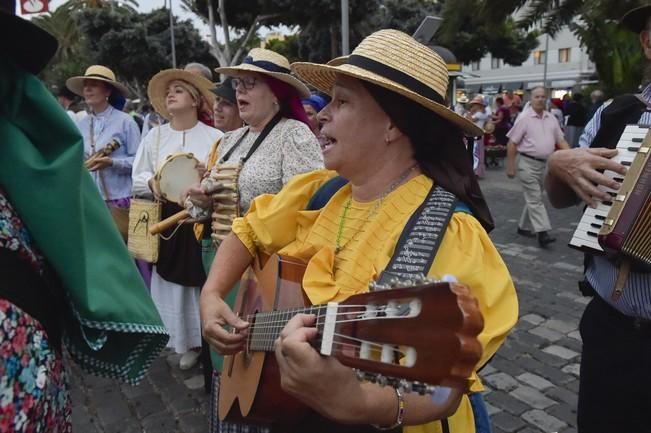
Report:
547,148,626,208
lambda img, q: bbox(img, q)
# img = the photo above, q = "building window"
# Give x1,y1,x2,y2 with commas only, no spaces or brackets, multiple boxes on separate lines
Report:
558,48,571,63
491,57,501,69
471,60,480,71
533,50,546,65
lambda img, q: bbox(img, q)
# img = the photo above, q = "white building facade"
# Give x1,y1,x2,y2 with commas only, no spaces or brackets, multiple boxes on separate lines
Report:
461,26,596,98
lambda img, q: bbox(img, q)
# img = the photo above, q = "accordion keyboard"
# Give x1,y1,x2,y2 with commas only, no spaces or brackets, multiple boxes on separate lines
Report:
569,125,649,253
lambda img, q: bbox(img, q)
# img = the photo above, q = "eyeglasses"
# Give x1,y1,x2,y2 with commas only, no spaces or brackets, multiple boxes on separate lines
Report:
231,77,257,90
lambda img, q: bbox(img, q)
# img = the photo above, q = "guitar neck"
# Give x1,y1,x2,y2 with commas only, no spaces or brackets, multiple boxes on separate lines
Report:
247,305,328,352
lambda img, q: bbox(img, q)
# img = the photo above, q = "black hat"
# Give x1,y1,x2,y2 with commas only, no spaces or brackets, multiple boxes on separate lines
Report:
621,4,651,33
211,77,237,105
0,1,58,74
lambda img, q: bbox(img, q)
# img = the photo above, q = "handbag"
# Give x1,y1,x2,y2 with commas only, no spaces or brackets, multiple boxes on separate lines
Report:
127,124,162,263
127,198,160,263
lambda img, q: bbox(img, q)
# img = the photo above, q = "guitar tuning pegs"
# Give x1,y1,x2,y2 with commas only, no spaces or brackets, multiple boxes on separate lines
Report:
426,385,438,395
369,281,391,291
398,379,413,393
374,374,388,387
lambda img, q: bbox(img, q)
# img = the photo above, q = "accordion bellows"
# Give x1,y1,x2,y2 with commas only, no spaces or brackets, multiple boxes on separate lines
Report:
599,127,651,269
570,125,651,270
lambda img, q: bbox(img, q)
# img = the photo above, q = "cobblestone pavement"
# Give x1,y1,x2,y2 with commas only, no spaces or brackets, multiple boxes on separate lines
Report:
71,165,586,433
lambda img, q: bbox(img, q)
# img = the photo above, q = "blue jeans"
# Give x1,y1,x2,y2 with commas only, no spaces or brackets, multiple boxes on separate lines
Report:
469,392,493,433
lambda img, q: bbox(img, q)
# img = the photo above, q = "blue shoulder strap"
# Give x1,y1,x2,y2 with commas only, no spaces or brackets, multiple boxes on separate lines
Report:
306,176,349,211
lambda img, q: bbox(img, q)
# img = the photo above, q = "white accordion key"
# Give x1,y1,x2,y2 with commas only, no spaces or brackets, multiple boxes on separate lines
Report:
569,124,649,252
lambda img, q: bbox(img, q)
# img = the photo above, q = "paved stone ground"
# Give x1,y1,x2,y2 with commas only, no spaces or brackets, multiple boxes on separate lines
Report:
71,165,587,433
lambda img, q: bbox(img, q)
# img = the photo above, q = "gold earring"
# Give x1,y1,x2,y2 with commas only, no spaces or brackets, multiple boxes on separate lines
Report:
385,136,390,145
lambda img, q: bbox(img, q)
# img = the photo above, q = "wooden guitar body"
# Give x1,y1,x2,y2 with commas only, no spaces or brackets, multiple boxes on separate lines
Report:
218,254,484,426
218,254,309,424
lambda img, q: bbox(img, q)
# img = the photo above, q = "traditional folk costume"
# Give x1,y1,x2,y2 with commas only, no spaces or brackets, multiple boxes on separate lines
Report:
0,11,168,432
195,49,323,433
230,170,517,433
133,121,222,353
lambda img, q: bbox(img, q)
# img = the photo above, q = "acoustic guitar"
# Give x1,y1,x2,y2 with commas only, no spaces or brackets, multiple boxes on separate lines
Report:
218,254,484,426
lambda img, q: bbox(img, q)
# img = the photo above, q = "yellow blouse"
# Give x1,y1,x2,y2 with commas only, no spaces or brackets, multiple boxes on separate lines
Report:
232,169,518,433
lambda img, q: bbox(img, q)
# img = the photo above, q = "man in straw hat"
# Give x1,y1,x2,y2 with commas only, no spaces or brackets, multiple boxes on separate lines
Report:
201,29,516,433
0,2,168,430
545,4,651,431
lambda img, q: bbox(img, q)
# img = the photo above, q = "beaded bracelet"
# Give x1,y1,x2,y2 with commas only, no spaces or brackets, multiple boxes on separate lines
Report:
372,387,405,430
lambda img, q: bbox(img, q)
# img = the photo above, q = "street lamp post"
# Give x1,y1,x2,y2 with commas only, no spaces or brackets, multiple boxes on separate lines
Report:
542,33,549,93
341,0,349,55
168,0,177,68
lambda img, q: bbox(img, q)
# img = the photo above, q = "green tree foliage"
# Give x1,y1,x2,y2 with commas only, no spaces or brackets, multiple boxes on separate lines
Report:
370,0,442,35
32,3,88,91
264,35,300,63
475,0,649,94
437,0,539,65
75,7,214,98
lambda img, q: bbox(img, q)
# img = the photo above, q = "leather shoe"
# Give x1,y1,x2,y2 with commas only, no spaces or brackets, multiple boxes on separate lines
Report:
538,231,556,247
517,227,536,238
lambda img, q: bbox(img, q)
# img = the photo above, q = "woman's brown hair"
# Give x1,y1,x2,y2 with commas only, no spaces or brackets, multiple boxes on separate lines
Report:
363,81,494,232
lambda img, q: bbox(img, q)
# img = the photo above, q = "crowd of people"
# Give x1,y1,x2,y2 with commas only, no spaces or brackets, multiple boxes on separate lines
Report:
1,1,650,432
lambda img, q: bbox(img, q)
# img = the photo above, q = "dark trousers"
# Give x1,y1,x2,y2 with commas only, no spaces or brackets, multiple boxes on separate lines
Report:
578,296,651,432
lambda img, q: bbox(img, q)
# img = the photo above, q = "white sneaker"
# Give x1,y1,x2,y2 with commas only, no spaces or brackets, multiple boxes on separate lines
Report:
179,350,200,370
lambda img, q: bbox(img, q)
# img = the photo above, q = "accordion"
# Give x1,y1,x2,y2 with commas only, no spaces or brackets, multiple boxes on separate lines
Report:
569,125,651,270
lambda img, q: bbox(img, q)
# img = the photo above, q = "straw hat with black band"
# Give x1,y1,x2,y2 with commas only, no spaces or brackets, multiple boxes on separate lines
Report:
147,68,216,121
291,29,482,137
621,4,651,33
215,48,311,98
66,65,130,98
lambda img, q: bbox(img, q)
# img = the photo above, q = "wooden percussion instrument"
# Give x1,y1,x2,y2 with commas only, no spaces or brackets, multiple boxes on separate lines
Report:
84,139,120,170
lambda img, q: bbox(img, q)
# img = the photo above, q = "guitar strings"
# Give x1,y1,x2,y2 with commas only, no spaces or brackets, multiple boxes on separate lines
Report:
248,333,408,360
243,304,410,325
246,311,411,334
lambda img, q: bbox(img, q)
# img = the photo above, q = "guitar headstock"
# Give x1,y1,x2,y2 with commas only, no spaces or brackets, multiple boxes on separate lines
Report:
317,278,483,392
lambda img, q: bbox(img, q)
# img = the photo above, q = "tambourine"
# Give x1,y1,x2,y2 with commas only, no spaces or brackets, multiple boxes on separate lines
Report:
154,153,201,204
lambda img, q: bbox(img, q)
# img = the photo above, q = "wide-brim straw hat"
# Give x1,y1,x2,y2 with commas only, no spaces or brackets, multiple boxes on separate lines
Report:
291,29,482,136
147,69,216,121
621,4,651,33
215,48,311,98
1,10,58,75
66,65,130,98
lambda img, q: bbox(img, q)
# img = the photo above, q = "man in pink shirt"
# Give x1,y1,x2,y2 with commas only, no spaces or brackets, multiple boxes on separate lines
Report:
506,86,570,247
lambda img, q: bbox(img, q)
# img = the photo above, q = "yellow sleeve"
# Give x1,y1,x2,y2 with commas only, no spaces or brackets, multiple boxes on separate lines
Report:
231,169,338,256
430,212,518,391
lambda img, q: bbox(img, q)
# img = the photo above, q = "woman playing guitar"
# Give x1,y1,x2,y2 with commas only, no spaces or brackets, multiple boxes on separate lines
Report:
201,30,518,433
